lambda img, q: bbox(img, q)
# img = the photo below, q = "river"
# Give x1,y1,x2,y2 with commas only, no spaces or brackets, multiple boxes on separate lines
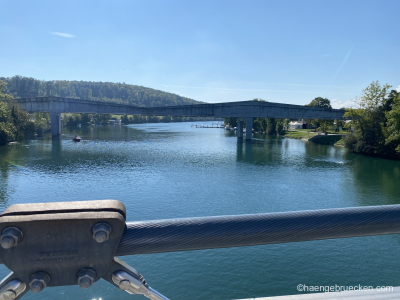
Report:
0,122,400,300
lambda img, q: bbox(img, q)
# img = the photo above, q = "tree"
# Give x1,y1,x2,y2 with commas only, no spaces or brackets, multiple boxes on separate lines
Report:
306,97,333,131
32,113,50,135
276,119,289,135
343,81,395,157
11,104,33,139
0,80,36,144
385,90,400,154
0,81,13,102
224,117,237,128
0,81,15,145
307,97,332,109
355,80,392,111
0,102,14,145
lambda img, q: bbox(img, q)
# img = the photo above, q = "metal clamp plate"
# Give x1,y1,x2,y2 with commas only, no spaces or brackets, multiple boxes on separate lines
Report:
0,200,126,287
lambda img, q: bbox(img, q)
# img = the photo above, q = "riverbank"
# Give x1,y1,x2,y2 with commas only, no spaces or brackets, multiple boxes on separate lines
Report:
282,129,347,145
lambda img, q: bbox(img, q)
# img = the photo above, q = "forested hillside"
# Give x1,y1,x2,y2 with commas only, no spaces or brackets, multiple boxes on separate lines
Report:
0,76,201,107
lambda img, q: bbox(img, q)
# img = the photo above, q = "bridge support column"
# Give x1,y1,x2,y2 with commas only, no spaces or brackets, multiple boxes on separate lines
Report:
246,117,253,140
237,119,243,139
50,112,61,136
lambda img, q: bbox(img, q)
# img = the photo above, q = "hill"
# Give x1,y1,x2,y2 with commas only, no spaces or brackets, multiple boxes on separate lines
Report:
0,76,202,107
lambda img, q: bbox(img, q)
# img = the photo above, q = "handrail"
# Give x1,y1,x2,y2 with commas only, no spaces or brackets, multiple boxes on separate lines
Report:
1,202,400,299
116,204,400,256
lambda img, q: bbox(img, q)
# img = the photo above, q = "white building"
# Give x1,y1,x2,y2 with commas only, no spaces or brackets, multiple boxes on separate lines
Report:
289,121,304,129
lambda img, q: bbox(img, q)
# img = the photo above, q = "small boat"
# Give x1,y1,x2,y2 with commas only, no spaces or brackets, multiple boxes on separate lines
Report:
73,135,82,142
109,119,121,125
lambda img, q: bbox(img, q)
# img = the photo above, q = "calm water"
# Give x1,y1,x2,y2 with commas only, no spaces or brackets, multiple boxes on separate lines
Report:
1,122,400,300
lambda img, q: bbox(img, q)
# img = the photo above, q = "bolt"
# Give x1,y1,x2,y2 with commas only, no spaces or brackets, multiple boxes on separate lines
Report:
30,282,44,293
1,236,16,249
0,227,23,249
95,231,107,243
79,277,91,289
3,290,16,300
77,268,96,289
29,272,50,294
92,223,112,243
118,279,131,291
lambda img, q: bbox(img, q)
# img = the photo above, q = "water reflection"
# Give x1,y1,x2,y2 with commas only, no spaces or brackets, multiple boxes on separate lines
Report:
51,137,62,158
0,155,10,206
0,145,19,207
347,153,400,206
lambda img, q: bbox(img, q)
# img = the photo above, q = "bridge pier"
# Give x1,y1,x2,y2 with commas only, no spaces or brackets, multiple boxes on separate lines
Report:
237,119,243,139
245,117,253,140
50,112,61,136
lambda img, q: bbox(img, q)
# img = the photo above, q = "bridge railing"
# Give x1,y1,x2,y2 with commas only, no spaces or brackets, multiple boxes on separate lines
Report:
116,204,400,256
0,201,398,299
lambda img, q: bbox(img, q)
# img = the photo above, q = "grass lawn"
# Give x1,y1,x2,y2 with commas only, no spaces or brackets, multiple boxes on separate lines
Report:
283,130,317,139
334,138,345,146
283,130,349,141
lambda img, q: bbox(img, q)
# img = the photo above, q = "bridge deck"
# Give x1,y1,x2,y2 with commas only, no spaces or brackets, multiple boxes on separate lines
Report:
10,96,347,136
11,96,346,120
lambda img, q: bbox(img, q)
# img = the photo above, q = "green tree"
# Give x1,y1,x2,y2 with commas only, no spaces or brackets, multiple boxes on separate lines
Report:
11,104,34,139
0,80,36,144
307,97,332,109
0,102,14,145
33,113,50,135
385,90,400,154
0,81,15,145
306,97,333,132
344,81,394,156
276,119,289,135
0,81,13,102
224,117,237,128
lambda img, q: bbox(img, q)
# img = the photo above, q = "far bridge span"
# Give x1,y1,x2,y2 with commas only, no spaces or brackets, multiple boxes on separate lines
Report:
12,96,346,139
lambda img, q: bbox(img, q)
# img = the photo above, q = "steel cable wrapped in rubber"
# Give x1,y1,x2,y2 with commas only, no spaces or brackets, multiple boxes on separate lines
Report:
116,204,400,256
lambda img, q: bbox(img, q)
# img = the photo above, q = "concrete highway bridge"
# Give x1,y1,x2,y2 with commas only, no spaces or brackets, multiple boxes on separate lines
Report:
12,96,346,139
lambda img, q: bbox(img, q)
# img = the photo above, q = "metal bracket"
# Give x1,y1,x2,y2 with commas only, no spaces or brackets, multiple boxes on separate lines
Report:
0,200,169,300
0,200,126,287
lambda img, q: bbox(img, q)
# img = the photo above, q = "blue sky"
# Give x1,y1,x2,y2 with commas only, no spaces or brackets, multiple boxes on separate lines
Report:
1,0,399,107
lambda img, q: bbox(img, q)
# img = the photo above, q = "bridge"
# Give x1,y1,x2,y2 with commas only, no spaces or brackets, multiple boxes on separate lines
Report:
12,96,346,138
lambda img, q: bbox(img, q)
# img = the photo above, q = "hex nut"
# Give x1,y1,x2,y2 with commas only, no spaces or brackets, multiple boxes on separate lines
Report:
92,223,112,243
29,272,50,293
77,268,97,289
0,227,23,249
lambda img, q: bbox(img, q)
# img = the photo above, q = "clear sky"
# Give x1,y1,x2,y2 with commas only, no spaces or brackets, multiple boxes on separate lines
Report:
1,0,399,107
